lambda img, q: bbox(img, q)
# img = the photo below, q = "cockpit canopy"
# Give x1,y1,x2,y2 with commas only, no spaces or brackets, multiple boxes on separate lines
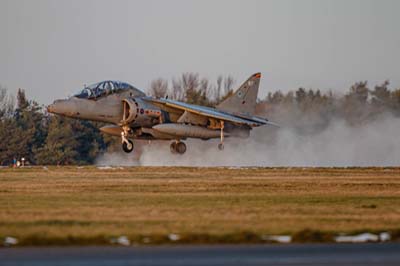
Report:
74,80,145,99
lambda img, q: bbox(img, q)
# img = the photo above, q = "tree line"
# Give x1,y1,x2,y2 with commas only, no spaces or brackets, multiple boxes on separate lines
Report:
1,73,399,165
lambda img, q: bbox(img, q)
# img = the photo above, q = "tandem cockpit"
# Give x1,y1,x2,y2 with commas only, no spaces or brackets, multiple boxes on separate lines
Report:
74,80,145,100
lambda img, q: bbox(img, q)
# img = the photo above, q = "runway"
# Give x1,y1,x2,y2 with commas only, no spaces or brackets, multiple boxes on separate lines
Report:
1,243,400,266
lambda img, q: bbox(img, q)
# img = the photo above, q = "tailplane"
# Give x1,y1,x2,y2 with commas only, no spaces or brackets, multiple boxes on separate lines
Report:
216,72,261,116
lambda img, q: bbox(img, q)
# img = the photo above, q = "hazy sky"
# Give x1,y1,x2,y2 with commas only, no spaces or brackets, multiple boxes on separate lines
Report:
1,0,399,104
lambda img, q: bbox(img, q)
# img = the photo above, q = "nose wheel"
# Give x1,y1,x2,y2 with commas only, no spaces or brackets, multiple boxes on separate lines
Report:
122,139,134,153
121,128,134,153
170,141,186,155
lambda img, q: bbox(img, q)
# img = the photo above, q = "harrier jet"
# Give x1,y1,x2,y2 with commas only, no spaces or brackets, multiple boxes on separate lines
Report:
48,73,277,154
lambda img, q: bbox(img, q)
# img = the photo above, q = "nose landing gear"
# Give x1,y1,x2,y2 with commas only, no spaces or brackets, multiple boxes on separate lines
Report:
170,141,186,155
121,127,134,153
122,139,134,153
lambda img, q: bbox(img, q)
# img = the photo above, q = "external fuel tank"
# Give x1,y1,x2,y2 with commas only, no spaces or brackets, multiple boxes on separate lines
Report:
152,123,226,139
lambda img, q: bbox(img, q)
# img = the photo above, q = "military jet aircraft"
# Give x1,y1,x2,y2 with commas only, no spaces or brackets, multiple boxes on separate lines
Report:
47,73,277,154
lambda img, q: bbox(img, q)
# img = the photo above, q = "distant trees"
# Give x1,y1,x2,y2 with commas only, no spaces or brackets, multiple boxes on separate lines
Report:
34,116,78,165
0,87,105,165
149,78,168,98
0,88,34,165
0,76,400,165
0,86,14,118
0,119,27,165
258,80,400,136
148,73,235,107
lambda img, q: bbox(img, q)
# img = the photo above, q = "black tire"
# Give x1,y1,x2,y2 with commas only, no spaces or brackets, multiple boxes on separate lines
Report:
170,142,177,154
218,143,224,151
176,142,187,154
122,140,134,153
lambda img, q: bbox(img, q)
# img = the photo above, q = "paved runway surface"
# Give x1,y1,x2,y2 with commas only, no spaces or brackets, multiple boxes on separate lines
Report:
1,243,400,266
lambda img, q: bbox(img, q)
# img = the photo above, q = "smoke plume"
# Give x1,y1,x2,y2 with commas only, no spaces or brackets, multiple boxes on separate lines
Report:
96,114,400,167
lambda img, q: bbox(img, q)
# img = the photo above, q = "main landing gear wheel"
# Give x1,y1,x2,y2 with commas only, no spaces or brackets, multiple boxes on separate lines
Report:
122,139,134,153
218,143,224,151
170,142,177,154
170,141,186,155
176,142,186,154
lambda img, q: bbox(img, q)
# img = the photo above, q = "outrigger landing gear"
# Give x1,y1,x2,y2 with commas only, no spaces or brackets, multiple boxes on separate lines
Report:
170,141,186,155
218,121,224,151
121,126,134,153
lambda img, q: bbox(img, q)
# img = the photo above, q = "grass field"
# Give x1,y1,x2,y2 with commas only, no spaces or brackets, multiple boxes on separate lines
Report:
1,166,400,245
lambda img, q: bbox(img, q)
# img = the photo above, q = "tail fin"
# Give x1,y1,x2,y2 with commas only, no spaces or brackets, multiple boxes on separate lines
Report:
216,73,261,116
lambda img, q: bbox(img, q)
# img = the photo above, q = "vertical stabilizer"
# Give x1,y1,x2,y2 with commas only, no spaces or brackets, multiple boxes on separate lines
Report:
216,73,261,116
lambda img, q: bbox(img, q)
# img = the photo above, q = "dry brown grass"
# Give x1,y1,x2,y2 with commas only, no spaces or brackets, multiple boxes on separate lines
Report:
0,166,399,244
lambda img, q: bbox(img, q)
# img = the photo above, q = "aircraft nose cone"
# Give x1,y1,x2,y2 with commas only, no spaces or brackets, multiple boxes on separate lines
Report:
47,104,54,113
47,99,67,114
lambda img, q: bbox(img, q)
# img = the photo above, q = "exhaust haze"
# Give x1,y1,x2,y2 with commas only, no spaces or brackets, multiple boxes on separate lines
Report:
96,114,400,167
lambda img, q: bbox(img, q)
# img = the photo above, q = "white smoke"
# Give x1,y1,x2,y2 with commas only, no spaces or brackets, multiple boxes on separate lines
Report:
97,114,400,167
96,151,140,166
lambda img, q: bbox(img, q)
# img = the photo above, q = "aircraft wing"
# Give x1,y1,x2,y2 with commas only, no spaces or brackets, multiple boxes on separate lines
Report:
143,97,276,127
